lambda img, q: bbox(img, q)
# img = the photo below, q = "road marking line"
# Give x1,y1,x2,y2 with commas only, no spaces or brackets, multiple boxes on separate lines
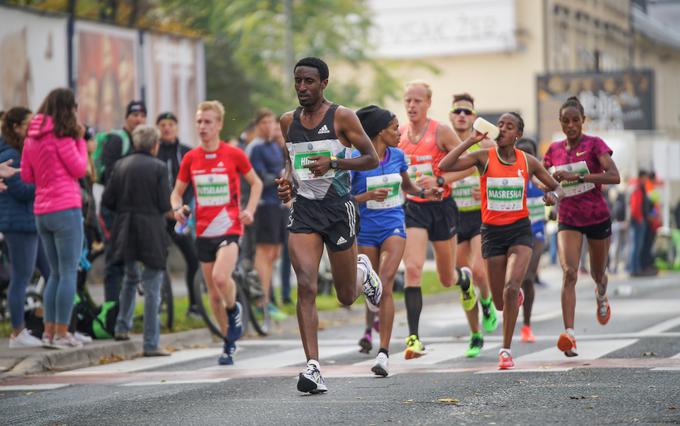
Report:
639,316,680,335
352,343,500,367
517,339,638,362
121,378,230,386
0,384,69,391
198,345,357,371
58,348,222,375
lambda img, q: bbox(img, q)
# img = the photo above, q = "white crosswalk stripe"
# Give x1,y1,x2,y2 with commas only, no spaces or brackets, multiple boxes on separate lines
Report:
517,339,638,363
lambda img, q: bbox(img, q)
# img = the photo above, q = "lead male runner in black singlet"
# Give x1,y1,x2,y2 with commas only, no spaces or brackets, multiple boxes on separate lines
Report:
276,57,383,394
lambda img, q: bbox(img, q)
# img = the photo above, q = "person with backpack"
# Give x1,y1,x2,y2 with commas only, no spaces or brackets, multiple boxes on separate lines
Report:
102,125,172,357
96,100,147,302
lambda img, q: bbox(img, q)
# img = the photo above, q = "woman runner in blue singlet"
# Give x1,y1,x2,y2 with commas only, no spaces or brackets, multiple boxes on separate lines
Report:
351,105,441,377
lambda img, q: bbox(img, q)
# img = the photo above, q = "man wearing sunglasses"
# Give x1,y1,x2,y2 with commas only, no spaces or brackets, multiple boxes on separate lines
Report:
449,93,499,358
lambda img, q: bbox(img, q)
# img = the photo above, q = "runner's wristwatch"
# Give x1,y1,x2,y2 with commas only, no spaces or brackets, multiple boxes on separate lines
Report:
578,175,586,183
436,176,445,187
330,156,339,170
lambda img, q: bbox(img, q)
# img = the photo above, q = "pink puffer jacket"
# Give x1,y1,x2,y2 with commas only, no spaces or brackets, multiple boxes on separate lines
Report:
21,114,88,215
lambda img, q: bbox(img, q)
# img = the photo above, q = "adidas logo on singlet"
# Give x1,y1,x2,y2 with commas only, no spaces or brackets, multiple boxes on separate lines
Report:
393,228,401,234
318,125,330,134
336,236,347,245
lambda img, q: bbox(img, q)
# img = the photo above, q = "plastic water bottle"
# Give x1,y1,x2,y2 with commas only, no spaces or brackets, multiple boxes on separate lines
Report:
174,206,191,235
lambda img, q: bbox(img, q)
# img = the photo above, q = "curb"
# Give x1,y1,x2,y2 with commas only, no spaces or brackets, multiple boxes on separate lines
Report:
3,329,213,378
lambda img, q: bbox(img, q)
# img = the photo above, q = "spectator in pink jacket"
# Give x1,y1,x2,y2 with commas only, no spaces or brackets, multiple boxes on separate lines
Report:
21,88,88,349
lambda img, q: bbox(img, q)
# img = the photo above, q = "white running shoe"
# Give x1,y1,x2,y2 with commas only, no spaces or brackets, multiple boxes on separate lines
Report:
9,328,42,349
73,332,93,344
358,254,382,313
371,352,389,377
297,362,328,394
52,333,83,349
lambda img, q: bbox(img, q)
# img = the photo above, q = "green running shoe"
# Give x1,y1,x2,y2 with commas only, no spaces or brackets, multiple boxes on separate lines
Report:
465,332,484,358
404,334,425,359
459,267,477,312
480,296,498,333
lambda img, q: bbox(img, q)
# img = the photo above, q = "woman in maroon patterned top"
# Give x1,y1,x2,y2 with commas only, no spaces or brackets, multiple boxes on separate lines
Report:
543,97,620,357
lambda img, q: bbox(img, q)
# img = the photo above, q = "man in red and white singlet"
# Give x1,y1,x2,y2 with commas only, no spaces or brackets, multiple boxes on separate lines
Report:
171,101,263,366
439,112,559,370
397,80,477,359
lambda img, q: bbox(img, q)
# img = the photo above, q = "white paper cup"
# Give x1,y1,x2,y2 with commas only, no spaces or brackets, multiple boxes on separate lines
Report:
472,117,500,141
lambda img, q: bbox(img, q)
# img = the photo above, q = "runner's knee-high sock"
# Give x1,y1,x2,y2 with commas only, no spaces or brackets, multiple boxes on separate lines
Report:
404,287,423,337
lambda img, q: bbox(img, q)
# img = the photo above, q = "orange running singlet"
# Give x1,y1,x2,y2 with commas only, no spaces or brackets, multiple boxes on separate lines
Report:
480,148,530,226
398,119,451,202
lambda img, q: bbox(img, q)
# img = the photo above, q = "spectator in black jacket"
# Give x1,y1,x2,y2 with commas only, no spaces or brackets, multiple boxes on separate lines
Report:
102,125,171,357
156,112,199,316
101,101,147,303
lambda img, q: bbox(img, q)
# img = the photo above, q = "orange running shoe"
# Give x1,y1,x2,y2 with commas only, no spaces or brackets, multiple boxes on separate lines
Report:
557,333,578,357
595,289,611,325
520,325,536,343
498,350,515,370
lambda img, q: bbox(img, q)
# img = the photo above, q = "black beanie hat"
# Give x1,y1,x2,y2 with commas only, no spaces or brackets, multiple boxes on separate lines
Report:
356,105,395,140
126,100,147,117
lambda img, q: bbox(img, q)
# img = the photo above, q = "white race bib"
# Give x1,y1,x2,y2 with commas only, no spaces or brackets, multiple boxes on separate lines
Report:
288,140,336,181
366,173,403,210
452,176,481,210
194,174,229,206
551,161,594,198
407,163,433,182
486,177,524,211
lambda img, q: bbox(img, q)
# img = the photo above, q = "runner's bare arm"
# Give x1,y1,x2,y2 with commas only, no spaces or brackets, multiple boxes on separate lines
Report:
305,107,378,177
439,129,488,172
275,112,295,203
587,153,620,185
241,169,262,225
400,170,443,200
171,179,189,223
527,155,560,205
434,124,476,184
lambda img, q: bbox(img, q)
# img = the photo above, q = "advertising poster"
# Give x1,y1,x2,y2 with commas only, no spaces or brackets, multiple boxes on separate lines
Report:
0,7,68,111
74,21,140,133
536,70,655,152
143,33,206,145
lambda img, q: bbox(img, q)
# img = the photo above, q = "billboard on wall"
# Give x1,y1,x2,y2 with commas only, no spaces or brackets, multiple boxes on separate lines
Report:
73,21,140,133
143,33,205,145
0,7,68,111
369,0,517,59
536,70,655,150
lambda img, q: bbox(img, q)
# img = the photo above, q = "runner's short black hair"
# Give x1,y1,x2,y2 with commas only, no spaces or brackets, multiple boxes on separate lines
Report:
560,96,585,118
294,57,329,81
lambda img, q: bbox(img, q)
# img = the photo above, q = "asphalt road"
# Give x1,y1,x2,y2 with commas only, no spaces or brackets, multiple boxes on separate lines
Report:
1,273,679,425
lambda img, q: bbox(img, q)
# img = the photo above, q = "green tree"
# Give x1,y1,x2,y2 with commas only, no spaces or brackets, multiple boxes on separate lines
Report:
7,0,403,137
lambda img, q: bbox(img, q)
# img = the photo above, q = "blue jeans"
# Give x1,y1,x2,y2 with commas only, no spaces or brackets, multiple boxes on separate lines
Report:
5,232,51,329
36,208,83,325
630,220,647,275
115,261,163,352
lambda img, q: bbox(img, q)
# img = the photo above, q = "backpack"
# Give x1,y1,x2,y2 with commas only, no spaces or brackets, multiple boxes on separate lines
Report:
72,292,119,339
92,130,131,184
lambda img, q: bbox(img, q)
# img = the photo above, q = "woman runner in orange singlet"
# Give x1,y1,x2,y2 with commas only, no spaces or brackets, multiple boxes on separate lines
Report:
439,112,559,370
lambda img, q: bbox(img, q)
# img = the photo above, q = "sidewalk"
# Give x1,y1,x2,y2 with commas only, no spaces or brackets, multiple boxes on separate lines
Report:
1,264,676,378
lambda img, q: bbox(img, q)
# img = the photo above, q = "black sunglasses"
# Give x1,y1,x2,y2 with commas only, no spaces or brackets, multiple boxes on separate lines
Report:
451,108,475,116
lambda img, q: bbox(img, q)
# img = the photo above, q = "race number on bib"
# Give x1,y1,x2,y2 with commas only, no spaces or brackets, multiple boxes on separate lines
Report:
366,173,403,210
288,140,336,181
486,177,524,211
452,176,481,209
551,161,594,197
194,174,230,206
